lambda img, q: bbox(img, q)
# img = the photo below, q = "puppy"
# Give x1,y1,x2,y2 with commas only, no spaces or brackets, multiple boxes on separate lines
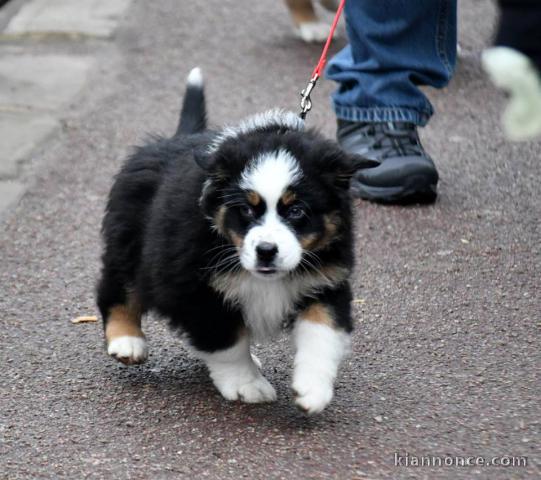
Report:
97,67,375,414
285,0,340,43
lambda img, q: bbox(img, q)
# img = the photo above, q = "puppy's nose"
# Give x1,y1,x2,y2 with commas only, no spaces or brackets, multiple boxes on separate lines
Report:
256,242,278,263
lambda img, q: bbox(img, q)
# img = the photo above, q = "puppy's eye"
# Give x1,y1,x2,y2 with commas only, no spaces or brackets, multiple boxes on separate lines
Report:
287,205,304,220
240,205,255,219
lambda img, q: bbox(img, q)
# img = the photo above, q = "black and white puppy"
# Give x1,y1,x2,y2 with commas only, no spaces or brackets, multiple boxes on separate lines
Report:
97,68,375,414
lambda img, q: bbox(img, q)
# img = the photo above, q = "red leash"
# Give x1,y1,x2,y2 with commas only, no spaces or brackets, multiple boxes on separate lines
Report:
299,0,346,119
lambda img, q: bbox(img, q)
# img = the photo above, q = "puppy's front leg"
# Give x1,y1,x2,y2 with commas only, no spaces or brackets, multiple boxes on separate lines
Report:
292,301,351,414
196,334,277,404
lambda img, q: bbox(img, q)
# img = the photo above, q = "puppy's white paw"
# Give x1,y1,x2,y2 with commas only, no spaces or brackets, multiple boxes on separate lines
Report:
107,336,148,365
295,21,331,43
292,373,333,414
215,374,277,403
238,376,277,403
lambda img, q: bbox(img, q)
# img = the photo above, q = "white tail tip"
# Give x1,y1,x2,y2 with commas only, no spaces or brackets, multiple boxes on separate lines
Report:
187,67,203,87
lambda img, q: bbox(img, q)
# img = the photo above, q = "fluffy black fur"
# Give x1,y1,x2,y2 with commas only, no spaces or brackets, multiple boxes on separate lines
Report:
97,74,375,353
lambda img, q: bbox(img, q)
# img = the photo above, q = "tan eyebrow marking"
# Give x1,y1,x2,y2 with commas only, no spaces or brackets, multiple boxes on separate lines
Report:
281,190,297,206
246,190,261,206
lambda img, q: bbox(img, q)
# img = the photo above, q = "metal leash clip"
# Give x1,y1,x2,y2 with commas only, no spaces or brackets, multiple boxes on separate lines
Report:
296,0,344,120
299,75,319,120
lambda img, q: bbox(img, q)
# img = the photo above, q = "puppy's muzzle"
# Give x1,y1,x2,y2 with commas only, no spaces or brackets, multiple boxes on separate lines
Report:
256,241,278,272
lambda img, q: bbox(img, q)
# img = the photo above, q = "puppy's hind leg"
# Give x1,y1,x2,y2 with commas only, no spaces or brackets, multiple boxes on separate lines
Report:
195,334,276,404
98,283,148,365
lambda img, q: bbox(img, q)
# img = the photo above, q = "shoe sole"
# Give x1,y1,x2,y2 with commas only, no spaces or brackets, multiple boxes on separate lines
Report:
350,174,438,204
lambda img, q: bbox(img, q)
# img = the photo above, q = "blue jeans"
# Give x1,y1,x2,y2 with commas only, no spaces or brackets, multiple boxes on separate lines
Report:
326,0,457,126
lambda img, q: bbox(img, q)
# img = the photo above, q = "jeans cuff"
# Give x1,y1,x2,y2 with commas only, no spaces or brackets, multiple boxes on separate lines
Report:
333,104,432,126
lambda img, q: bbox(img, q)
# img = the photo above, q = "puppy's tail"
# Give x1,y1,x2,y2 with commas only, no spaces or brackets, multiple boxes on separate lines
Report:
176,67,207,135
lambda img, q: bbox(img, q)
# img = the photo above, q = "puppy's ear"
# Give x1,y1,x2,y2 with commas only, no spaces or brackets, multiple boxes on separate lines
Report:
193,148,214,170
193,149,232,183
324,151,379,189
198,178,217,217
195,151,231,216
349,154,379,171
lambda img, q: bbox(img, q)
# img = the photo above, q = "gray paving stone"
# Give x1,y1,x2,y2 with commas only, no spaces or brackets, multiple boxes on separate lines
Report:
4,0,132,38
0,54,93,110
0,112,59,178
0,179,25,214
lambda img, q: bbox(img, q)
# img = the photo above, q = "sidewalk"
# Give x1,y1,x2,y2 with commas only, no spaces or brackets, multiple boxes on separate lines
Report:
0,0,131,215
0,1,539,479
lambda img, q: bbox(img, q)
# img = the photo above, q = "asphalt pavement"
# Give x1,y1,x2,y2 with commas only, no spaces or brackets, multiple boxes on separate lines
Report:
0,1,539,479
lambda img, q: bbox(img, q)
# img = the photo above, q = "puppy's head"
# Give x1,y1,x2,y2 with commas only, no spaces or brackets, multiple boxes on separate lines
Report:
197,110,376,280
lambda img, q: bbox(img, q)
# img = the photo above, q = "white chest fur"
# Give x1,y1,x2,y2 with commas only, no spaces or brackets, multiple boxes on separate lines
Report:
211,269,348,342
236,278,297,341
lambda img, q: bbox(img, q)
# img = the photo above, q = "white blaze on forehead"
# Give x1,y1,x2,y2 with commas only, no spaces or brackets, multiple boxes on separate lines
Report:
240,149,301,207
238,149,303,274
209,109,305,152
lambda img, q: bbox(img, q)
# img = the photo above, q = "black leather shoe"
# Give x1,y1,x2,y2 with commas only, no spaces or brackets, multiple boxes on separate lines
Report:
337,120,439,203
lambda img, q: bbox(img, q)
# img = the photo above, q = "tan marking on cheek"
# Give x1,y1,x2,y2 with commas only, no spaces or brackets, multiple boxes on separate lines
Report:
105,294,143,342
317,212,341,250
300,212,342,251
213,205,228,235
246,190,261,206
323,213,340,238
300,233,319,250
300,303,334,327
228,230,244,248
281,190,297,206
